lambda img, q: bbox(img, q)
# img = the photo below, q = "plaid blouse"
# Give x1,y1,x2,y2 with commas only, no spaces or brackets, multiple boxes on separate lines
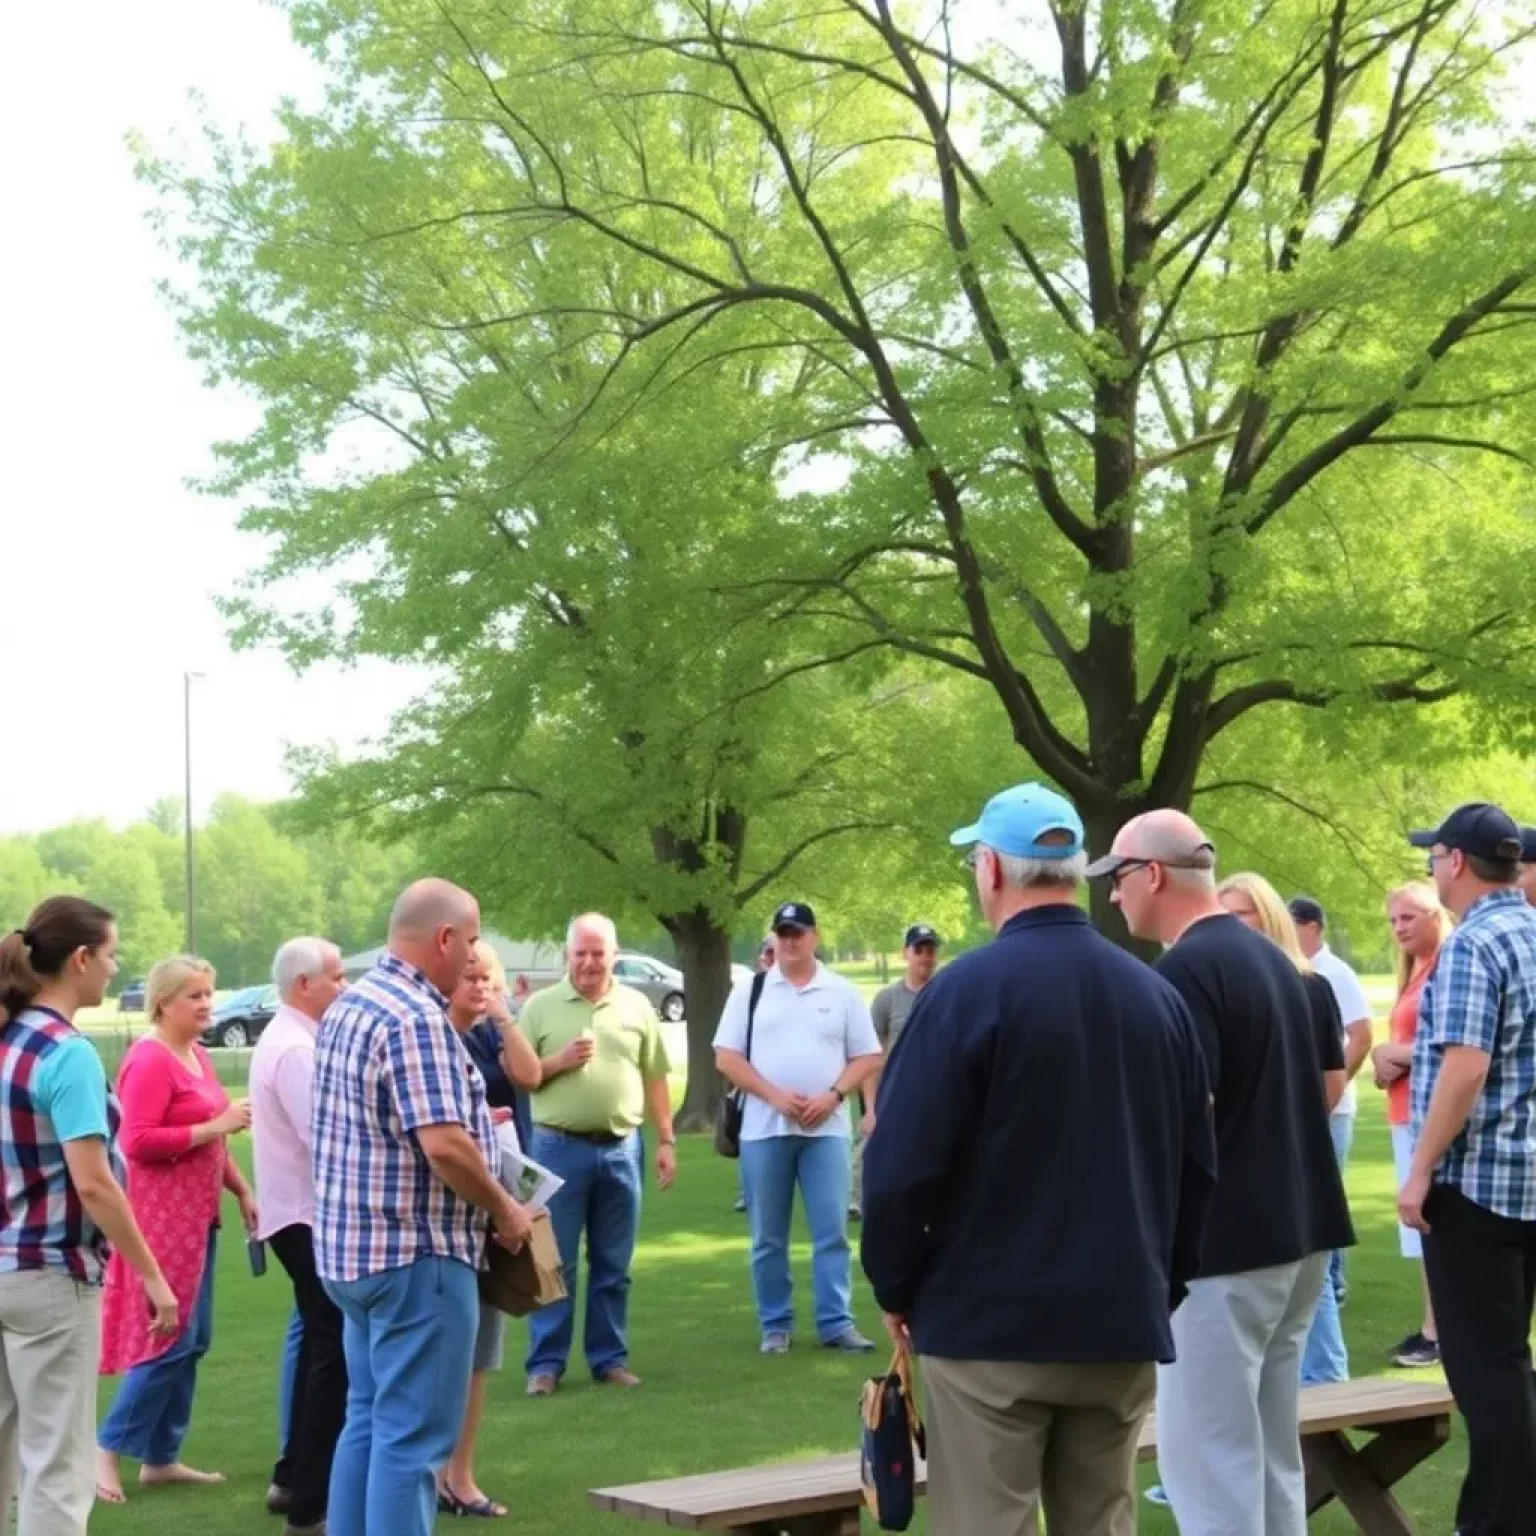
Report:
1412,888,1536,1221
312,954,498,1282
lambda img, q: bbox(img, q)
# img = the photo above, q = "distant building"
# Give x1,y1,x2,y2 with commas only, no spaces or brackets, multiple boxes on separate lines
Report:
340,929,566,983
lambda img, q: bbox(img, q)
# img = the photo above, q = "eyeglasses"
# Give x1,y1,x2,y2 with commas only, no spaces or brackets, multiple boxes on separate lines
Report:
1426,849,1453,877
1108,859,1153,890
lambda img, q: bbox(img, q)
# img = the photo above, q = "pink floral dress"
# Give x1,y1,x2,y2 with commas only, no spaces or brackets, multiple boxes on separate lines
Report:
99,1037,235,1374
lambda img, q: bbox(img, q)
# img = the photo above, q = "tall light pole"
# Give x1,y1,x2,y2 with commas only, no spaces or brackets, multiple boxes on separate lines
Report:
183,671,205,953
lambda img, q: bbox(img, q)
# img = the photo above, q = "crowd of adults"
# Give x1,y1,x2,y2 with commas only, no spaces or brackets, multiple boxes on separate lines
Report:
1,786,1535,1535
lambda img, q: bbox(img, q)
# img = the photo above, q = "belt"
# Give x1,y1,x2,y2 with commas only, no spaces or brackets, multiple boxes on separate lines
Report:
539,1125,629,1146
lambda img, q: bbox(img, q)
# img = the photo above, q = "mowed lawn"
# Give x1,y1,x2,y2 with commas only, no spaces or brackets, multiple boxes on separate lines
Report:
87,1078,1470,1536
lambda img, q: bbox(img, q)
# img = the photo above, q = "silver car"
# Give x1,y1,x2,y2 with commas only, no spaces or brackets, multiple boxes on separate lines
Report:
612,953,687,1021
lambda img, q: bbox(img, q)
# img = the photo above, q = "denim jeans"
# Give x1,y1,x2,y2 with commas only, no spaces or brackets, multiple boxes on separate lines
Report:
525,1128,643,1380
1327,1110,1354,1300
740,1134,854,1341
323,1255,478,1536
273,1304,302,1488
1301,1112,1355,1385
98,1226,217,1465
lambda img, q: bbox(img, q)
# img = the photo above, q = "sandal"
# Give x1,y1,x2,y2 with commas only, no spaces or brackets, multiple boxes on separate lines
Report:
442,1485,509,1518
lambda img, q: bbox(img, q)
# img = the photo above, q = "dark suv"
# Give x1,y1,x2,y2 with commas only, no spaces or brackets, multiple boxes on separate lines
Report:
208,984,279,1048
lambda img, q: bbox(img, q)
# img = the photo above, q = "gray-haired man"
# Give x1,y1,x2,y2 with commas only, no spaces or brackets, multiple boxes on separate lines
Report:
250,936,349,1536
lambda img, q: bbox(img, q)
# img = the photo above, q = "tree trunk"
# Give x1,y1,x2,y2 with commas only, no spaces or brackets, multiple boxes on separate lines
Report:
1080,795,1158,960
666,908,735,1131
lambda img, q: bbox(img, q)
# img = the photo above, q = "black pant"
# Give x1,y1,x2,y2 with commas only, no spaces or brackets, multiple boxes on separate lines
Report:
1422,1184,1536,1536
269,1224,349,1528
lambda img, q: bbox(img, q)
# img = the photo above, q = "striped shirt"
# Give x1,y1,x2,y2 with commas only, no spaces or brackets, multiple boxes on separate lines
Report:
312,954,499,1283
0,1007,123,1284
1412,888,1536,1221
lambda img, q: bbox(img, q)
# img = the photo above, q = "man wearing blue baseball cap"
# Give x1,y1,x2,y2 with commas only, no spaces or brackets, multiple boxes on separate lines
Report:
861,784,1216,1536
1519,826,1536,908
1399,803,1536,1536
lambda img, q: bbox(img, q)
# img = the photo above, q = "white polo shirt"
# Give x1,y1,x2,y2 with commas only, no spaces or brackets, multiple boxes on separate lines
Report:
1312,944,1371,1118
712,962,880,1141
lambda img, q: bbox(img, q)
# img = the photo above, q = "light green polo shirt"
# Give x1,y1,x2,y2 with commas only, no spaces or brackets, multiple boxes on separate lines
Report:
523,978,671,1137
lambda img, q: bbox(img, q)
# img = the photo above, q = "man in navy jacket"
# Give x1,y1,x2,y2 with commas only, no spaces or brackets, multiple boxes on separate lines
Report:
861,783,1215,1536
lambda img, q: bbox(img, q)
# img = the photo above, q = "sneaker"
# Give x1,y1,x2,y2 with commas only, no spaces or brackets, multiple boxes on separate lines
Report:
822,1328,876,1353
267,1484,292,1516
760,1332,791,1355
1392,1333,1440,1368
733,1195,747,1213
847,1204,862,1222
526,1373,559,1397
1144,1485,1171,1507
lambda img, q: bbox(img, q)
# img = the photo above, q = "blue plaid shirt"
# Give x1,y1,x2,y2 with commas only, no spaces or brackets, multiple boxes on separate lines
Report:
1411,888,1536,1220
312,954,499,1283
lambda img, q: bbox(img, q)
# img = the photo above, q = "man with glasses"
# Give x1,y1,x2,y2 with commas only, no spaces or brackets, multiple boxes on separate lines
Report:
862,784,1216,1536
1090,809,1352,1536
713,903,881,1355
1399,803,1536,1536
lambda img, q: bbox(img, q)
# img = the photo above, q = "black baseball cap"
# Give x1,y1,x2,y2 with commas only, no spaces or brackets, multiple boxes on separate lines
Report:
771,901,816,933
1522,827,1536,864
904,924,941,949
1407,802,1522,862
1288,896,1326,928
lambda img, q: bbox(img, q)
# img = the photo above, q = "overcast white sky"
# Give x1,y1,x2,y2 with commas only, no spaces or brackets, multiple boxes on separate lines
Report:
0,1,418,834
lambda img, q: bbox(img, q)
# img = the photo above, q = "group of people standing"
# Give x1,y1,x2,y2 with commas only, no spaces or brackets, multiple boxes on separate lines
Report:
859,784,1536,1536
0,879,681,1536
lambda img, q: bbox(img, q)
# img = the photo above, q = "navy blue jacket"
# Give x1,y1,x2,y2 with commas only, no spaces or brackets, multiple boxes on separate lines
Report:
463,1021,534,1151
860,905,1216,1364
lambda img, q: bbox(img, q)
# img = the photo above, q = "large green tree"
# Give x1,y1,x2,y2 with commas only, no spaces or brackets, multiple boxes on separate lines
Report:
218,0,1536,938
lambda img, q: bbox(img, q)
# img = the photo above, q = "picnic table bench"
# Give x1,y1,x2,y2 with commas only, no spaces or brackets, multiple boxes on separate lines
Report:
590,1377,1454,1534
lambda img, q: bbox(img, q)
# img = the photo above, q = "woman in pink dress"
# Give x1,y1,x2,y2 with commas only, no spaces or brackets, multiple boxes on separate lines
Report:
94,955,258,1503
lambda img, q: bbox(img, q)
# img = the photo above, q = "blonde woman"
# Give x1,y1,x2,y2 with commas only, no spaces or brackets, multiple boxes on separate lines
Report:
1216,873,1350,1386
439,940,541,1518
1372,881,1454,1367
96,957,257,1503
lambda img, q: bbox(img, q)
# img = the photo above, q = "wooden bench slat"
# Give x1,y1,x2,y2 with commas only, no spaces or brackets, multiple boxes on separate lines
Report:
589,1379,1457,1528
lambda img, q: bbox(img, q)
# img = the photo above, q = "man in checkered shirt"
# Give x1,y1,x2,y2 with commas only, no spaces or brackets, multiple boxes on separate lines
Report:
313,880,533,1536
1400,803,1536,1536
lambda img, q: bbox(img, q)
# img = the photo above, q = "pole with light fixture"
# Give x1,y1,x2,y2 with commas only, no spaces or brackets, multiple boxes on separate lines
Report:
183,670,205,952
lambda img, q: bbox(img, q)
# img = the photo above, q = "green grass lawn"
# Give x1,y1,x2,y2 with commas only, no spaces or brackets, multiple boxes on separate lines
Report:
89,1081,1466,1535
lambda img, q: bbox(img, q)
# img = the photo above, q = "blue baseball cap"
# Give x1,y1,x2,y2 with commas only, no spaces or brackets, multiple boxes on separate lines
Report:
1407,802,1521,862
949,782,1084,860
1522,827,1536,864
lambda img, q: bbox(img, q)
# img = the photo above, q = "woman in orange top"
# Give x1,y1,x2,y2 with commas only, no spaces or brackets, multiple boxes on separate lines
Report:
1371,881,1454,1368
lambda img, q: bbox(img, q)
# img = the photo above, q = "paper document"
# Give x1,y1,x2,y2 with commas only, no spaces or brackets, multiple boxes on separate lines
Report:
496,1122,564,1212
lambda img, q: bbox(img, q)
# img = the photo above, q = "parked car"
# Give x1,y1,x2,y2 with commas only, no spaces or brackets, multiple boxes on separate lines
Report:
118,979,146,1013
208,984,279,1048
612,953,687,1021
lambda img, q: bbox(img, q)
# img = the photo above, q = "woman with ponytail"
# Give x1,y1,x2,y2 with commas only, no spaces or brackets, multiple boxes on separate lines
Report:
0,898,177,1535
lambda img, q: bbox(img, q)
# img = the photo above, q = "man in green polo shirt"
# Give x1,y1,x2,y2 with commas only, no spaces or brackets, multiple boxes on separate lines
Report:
516,913,675,1396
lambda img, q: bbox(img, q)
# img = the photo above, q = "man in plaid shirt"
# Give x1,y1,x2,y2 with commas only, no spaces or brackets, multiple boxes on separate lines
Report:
1400,803,1536,1536
313,880,532,1536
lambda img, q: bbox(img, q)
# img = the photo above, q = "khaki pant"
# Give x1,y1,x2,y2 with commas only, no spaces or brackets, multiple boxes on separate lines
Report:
0,1269,102,1536
922,1356,1155,1536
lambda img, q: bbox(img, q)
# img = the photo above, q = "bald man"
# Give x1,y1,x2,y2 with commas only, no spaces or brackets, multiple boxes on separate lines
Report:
312,880,534,1536
1090,813,1353,1536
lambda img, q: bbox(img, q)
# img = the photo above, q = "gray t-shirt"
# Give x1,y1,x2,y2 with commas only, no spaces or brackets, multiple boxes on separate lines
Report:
871,980,923,1050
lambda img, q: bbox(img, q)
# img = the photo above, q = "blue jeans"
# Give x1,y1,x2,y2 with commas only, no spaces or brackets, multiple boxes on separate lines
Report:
1302,1113,1355,1384
277,1305,301,1448
525,1128,643,1380
99,1226,217,1464
741,1134,854,1342
322,1256,478,1536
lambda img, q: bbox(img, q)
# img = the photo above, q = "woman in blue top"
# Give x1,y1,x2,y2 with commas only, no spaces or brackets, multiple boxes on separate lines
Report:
0,896,177,1535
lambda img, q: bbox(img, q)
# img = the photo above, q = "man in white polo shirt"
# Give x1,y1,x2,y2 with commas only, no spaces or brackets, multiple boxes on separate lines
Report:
714,901,883,1355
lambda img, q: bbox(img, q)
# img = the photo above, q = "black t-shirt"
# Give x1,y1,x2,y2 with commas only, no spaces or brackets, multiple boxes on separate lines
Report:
1303,972,1346,1075
1156,914,1354,1278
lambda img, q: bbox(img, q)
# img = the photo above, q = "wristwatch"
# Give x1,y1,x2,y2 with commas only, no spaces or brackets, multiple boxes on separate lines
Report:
832,1087,846,1104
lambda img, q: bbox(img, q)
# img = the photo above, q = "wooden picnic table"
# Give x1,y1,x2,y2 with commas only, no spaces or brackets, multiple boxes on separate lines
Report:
589,1376,1455,1534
